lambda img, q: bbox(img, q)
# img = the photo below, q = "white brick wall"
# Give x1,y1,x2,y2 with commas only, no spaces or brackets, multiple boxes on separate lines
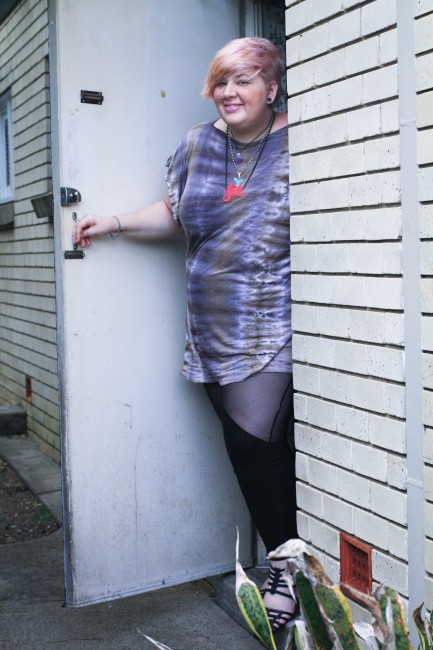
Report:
286,0,415,603
414,0,433,18
293,334,404,381
372,551,408,596
0,0,59,460
309,518,340,557
353,510,389,548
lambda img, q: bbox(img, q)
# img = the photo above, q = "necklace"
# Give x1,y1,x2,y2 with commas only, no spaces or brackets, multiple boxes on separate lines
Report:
223,112,275,203
232,121,273,163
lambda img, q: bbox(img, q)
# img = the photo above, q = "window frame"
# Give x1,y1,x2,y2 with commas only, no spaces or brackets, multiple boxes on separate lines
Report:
0,90,14,204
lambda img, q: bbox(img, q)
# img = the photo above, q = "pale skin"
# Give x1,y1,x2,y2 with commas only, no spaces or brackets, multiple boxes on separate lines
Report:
72,68,288,249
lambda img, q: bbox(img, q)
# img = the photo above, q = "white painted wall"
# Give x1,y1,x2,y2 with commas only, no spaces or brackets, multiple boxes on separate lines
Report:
414,0,433,612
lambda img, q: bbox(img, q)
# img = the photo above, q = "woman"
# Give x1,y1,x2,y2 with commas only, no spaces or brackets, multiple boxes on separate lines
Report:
73,37,297,631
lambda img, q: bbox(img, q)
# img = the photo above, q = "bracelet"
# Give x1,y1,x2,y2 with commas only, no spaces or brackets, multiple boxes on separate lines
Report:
109,215,122,240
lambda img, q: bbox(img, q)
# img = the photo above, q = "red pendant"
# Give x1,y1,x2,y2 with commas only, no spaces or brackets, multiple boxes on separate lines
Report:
223,182,244,202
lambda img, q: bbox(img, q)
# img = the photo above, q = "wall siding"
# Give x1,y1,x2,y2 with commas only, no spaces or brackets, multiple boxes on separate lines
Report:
0,0,59,461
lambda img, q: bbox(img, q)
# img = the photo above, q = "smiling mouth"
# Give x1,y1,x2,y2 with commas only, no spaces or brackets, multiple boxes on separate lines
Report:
224,103,242,112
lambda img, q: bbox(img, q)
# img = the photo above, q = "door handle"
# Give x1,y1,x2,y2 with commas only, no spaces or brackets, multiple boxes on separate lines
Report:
64,212,85,259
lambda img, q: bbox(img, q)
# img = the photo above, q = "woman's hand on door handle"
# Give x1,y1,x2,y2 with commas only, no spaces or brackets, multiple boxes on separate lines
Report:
72,214,117,248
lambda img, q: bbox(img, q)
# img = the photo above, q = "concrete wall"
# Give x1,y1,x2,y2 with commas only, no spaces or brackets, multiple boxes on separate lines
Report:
285,0,425,609
0,0,59,461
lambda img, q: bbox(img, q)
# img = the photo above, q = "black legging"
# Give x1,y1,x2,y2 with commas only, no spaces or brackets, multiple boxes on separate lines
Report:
204,372,297,553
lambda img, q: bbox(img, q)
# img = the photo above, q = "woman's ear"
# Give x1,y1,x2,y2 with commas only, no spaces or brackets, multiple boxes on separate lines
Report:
268,80,278,103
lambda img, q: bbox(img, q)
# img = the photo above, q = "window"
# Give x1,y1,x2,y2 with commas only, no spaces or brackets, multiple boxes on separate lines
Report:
0,91,14,204
256,0,287,112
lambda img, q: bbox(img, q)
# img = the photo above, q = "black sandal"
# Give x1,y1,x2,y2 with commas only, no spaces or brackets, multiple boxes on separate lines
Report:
260,564,298,632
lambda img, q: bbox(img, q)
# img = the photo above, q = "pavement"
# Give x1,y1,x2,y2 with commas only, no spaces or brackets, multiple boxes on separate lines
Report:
0,435,293,650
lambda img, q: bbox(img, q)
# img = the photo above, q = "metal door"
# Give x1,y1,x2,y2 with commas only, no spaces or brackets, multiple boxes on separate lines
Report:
49,0,254,606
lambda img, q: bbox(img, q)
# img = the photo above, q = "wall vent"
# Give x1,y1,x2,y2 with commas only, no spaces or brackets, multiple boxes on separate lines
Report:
25,375,32,403
340,532,372,603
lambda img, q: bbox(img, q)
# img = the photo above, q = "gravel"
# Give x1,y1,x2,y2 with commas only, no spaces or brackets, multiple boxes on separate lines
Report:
0,456,60,544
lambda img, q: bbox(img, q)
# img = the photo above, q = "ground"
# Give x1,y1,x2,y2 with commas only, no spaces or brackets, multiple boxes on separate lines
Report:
0,456,60,544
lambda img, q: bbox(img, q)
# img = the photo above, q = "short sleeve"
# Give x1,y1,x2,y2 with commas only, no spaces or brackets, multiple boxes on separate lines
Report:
165,137,190,226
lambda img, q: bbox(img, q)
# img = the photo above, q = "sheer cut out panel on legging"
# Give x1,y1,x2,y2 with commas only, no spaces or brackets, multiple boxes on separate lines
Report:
204,372,292,444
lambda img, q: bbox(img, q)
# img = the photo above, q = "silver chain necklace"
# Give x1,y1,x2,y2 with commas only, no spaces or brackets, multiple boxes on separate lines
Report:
223,112,275,202
227,113,275,183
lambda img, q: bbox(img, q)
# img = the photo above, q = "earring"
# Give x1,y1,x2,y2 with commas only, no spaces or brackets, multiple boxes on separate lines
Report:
267,97,273,104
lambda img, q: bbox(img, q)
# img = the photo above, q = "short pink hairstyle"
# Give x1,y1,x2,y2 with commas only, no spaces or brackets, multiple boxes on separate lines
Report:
202,37,283,100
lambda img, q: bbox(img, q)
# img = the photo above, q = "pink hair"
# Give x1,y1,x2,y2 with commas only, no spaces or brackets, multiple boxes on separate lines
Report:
202,37,283,99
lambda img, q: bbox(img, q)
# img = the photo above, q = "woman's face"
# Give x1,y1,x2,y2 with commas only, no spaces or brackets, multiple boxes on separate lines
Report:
212,68,277,136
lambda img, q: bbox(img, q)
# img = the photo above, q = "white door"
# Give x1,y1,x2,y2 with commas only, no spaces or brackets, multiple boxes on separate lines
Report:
50,0,255,607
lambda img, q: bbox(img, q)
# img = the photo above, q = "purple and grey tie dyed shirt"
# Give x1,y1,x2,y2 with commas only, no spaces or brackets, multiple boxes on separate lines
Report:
166,120,292,385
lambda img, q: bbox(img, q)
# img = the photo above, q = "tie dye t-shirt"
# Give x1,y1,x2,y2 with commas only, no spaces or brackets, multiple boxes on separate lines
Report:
165,120,291,385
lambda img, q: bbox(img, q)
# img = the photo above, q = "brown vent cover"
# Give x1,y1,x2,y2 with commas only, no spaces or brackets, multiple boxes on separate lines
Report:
340,532,372,603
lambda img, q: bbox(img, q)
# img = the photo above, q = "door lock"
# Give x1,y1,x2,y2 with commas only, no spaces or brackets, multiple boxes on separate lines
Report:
60,187,81,207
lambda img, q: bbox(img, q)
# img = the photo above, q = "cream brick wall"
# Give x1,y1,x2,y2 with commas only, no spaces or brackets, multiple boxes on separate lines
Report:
288,0,433,614
0,0,59,461
286,0,409,599
414,0,433,613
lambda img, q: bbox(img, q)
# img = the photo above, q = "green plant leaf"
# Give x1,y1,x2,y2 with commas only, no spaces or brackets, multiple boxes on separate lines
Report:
413,604,428,650
315,583,361,650
292,620,314,650
427,610,433,646
295,572,332,650
235,529,276,650
238,581,277,650
378,587,411,650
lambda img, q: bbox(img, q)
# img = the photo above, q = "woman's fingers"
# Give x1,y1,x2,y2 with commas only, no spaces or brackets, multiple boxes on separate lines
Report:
72,215,104,247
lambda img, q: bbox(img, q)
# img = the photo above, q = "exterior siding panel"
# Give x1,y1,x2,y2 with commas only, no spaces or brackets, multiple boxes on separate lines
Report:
0,0,58,460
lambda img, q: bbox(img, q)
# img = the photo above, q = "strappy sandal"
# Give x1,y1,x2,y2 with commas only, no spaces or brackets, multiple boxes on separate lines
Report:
260,564,298,632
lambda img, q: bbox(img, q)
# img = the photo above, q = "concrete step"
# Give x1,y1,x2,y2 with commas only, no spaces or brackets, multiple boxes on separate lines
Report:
0,435,62,524
0,405,27,436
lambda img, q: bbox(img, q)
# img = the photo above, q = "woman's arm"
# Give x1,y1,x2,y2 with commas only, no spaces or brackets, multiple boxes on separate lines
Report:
72,194,183,248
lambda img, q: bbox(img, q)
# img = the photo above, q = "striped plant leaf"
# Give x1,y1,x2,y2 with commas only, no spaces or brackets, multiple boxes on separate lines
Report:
412,604,433,650
377,587,411,650
315,583,361,650
236,529,277,650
